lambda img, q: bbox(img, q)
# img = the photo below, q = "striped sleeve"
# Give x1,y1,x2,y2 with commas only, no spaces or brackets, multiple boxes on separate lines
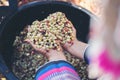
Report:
35,60,80,80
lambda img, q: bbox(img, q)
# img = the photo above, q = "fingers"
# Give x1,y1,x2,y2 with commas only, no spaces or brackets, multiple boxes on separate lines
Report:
62,41,73,49
24,39,47,54
24,38,63,55
55,40,63,51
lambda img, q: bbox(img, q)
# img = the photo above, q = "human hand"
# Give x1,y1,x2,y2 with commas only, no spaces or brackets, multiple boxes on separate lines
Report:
25,39,67,61
63,26,88,59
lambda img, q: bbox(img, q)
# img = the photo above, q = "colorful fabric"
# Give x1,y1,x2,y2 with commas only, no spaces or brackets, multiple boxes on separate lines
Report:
98,49,120,78
35,60,80,80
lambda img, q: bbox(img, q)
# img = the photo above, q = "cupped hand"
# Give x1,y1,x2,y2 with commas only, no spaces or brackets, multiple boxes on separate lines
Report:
62,26,88,59
62,25,77,50
24,39,67,61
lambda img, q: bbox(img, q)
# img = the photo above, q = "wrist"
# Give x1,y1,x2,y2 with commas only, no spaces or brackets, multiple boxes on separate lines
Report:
46,51,67,61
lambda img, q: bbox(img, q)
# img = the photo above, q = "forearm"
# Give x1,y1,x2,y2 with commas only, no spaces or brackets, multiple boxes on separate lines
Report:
68,39,88,59
48,53,67,61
